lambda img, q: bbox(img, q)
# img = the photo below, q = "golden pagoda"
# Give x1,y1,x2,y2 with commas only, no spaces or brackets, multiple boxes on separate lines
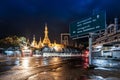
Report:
42,23,51,46
30,23,64,50
31,35,38,48
38,37,43,48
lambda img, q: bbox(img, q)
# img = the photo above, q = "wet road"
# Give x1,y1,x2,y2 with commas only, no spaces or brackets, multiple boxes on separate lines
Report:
0,56,120,80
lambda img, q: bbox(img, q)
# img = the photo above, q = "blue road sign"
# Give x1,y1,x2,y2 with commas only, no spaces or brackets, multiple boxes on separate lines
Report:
69,12,106,37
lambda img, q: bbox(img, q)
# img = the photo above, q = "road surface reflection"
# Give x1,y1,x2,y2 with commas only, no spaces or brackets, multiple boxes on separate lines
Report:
0,56,120,80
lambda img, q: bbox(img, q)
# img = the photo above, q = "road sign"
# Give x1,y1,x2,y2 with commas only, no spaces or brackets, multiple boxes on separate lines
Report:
69,12,106,37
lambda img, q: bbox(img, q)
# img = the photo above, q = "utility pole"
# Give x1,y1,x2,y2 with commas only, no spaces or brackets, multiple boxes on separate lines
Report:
89,33,93,66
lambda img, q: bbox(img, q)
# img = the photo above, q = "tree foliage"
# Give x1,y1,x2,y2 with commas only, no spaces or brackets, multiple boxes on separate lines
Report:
0,36,26,48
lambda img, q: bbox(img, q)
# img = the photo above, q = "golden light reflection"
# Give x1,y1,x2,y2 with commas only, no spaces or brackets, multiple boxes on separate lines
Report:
21,58,29,68
52,57,60,62
50,69,62,80
50,57,61,64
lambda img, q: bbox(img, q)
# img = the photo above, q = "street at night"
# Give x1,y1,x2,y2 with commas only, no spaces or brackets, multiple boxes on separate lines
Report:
1,0,120,80
0,56,120,80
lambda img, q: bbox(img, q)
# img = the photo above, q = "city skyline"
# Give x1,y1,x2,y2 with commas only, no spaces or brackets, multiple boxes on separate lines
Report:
0,0,120,41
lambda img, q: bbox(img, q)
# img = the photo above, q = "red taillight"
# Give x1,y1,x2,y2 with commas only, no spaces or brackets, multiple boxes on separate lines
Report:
85,50,89,54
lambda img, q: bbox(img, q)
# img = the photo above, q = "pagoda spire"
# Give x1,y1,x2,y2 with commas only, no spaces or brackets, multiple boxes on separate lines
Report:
31,35,37,48
38,37,42,48
43,23,51,46
33,35,35,41
44,23,48,38
40,37,42,43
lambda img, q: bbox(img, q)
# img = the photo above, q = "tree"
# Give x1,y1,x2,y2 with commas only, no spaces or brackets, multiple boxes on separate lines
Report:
0,36,27,48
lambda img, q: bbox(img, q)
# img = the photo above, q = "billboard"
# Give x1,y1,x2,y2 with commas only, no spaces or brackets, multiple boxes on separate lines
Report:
69,12,106,37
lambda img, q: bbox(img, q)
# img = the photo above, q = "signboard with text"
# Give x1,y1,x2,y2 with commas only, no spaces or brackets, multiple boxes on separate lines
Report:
69,12,106,37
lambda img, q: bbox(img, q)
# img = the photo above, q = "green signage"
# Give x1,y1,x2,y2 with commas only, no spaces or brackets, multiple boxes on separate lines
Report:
69,12,106,37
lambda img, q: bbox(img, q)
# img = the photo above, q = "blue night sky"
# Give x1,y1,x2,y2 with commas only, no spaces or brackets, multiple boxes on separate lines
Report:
0,0,120,42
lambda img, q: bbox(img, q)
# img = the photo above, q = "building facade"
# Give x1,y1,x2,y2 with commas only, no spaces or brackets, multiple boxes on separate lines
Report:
93,18,120,58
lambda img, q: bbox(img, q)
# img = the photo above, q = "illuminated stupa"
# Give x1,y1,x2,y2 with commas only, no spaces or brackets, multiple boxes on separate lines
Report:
31,23,64,51
31,35,38,48
38,37,42,48
42,23,51,46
